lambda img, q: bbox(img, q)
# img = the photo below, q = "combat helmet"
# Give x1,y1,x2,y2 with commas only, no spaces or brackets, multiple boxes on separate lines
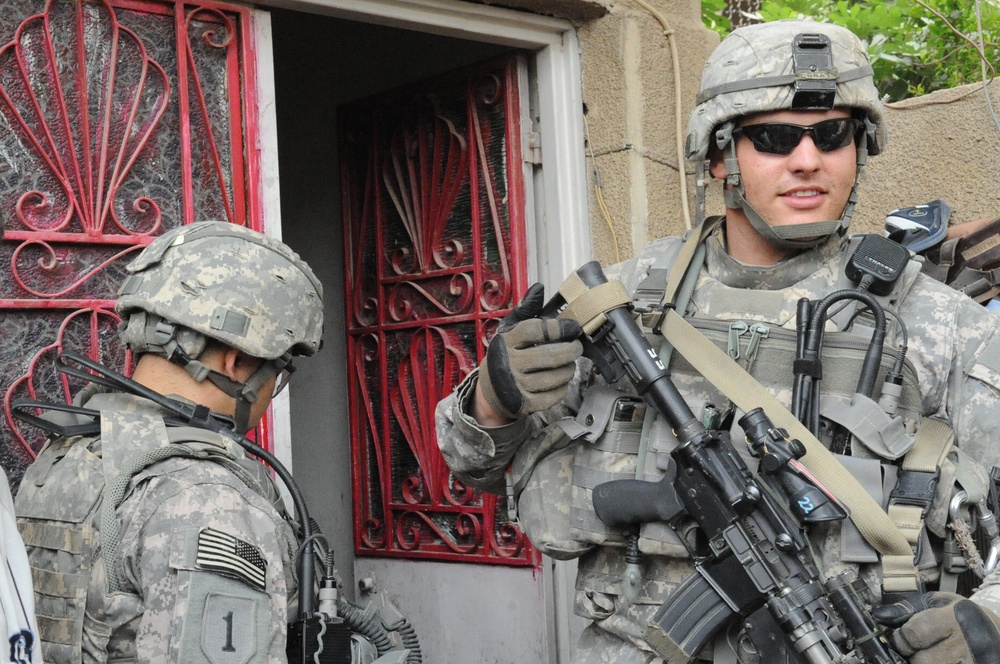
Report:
687,19,886,249
117,221,324,431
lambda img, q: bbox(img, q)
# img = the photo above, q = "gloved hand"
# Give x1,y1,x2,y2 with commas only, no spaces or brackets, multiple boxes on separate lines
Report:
478,283,583,421
872,591,1000,664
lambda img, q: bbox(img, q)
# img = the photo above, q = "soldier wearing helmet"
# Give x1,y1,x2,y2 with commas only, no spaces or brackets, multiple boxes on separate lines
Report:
15,221,324,664
436,20,1000,664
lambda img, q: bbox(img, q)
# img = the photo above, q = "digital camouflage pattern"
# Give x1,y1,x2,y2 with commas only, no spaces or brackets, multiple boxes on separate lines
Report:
117,221,323,360
15,391,297,664
436,222,1000,662
685,19,886,162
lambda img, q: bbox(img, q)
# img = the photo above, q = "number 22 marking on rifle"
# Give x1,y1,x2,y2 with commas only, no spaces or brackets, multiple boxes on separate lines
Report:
798,496,815,513
646,348,665,370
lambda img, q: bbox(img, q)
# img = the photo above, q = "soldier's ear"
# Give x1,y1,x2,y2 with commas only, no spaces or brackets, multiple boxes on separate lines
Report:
709,144,726,180
218,347,244,381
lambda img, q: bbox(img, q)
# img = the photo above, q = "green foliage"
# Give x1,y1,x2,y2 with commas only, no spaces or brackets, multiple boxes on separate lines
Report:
701,0,1000,101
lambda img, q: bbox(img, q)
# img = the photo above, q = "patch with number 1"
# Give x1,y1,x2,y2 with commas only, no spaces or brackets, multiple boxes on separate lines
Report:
202,593,259,664
196,528,267,591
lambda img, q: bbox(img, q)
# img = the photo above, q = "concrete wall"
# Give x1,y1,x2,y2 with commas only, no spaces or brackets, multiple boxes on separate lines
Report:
576,0,719,265
856,83,1000,232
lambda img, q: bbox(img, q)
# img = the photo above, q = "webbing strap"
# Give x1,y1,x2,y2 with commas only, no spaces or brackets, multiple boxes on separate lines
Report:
661,220,718,311
901,418,954,472
695,64,875,104
558,275,632,336
887,419,954,548
661,309,921,590
101,445,201,593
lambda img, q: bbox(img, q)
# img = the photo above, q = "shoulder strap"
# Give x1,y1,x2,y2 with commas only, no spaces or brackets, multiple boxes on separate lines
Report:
887,419,954,547
661,218,719,313
98,411,263,594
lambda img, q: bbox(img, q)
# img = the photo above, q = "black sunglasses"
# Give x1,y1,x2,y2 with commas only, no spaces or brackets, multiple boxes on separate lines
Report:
734,118,864,155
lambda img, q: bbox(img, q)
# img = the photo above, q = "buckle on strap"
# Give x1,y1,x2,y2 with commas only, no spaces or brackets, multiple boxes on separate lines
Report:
632,268,670,315
889,469,939,511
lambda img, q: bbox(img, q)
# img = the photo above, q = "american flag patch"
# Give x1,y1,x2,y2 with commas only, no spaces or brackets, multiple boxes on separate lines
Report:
196,528,267,592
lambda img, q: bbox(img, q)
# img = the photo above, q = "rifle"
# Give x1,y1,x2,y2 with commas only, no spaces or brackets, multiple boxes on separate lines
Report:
544,261,905,664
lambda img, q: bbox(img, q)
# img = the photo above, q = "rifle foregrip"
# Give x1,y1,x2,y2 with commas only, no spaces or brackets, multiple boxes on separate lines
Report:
645,571,736,664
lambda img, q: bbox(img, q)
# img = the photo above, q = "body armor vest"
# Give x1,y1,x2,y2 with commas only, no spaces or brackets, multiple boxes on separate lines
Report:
516,231,954,613
15,392,277,664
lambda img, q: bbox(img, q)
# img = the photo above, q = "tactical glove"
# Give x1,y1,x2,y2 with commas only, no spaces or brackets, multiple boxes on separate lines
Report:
872,591,1000,664
478,283,583,421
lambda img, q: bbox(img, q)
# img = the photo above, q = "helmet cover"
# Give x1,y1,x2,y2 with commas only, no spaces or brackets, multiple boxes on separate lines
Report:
117,221,323,360
686,19,886,162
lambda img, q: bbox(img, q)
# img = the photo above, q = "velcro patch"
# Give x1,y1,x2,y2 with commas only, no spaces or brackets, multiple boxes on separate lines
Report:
196,528,267,592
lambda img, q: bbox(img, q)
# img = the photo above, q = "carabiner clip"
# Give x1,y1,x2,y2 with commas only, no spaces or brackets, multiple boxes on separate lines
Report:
949,490,1000,577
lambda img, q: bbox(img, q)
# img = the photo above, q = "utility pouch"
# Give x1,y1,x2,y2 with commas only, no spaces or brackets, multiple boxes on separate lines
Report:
820,392,913,460
510,424,589,560
15,435,104,664
671,319,924,430
568,386,644,546
925,448,990,538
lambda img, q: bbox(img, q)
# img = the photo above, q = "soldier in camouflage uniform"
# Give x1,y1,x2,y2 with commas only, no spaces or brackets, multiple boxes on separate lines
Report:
14,221,323,664
436,20,1000,664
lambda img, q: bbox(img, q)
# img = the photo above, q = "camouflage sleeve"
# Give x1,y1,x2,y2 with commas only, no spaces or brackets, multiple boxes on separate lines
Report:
947,296,1000,612
947,296,1000,466
435,247,664,495
436,364,588,494
972,573,1000,615
116,459,295,664
891,275,1000,466
436,368,537,493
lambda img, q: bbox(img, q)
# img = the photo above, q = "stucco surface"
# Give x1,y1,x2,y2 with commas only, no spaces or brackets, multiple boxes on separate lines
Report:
855,83,1000,234
577,0,718,262
474,0,608,20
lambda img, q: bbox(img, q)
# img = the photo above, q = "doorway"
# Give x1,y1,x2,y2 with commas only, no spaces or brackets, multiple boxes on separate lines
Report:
267,4,588,661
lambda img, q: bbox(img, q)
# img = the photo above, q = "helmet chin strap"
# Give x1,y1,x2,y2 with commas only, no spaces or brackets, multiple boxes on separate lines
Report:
121,313,282,433
164,344,281,434
715,121,869,251
205,361,279,434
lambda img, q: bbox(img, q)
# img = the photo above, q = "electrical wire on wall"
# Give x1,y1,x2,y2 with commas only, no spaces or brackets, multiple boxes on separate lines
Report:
632,0,693,231
974,0,1000,136
584,108,623,263
581,0,693,264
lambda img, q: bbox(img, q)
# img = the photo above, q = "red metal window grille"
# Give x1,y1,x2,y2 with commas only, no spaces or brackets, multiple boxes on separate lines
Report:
0,0,266,487
341,56,538,565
